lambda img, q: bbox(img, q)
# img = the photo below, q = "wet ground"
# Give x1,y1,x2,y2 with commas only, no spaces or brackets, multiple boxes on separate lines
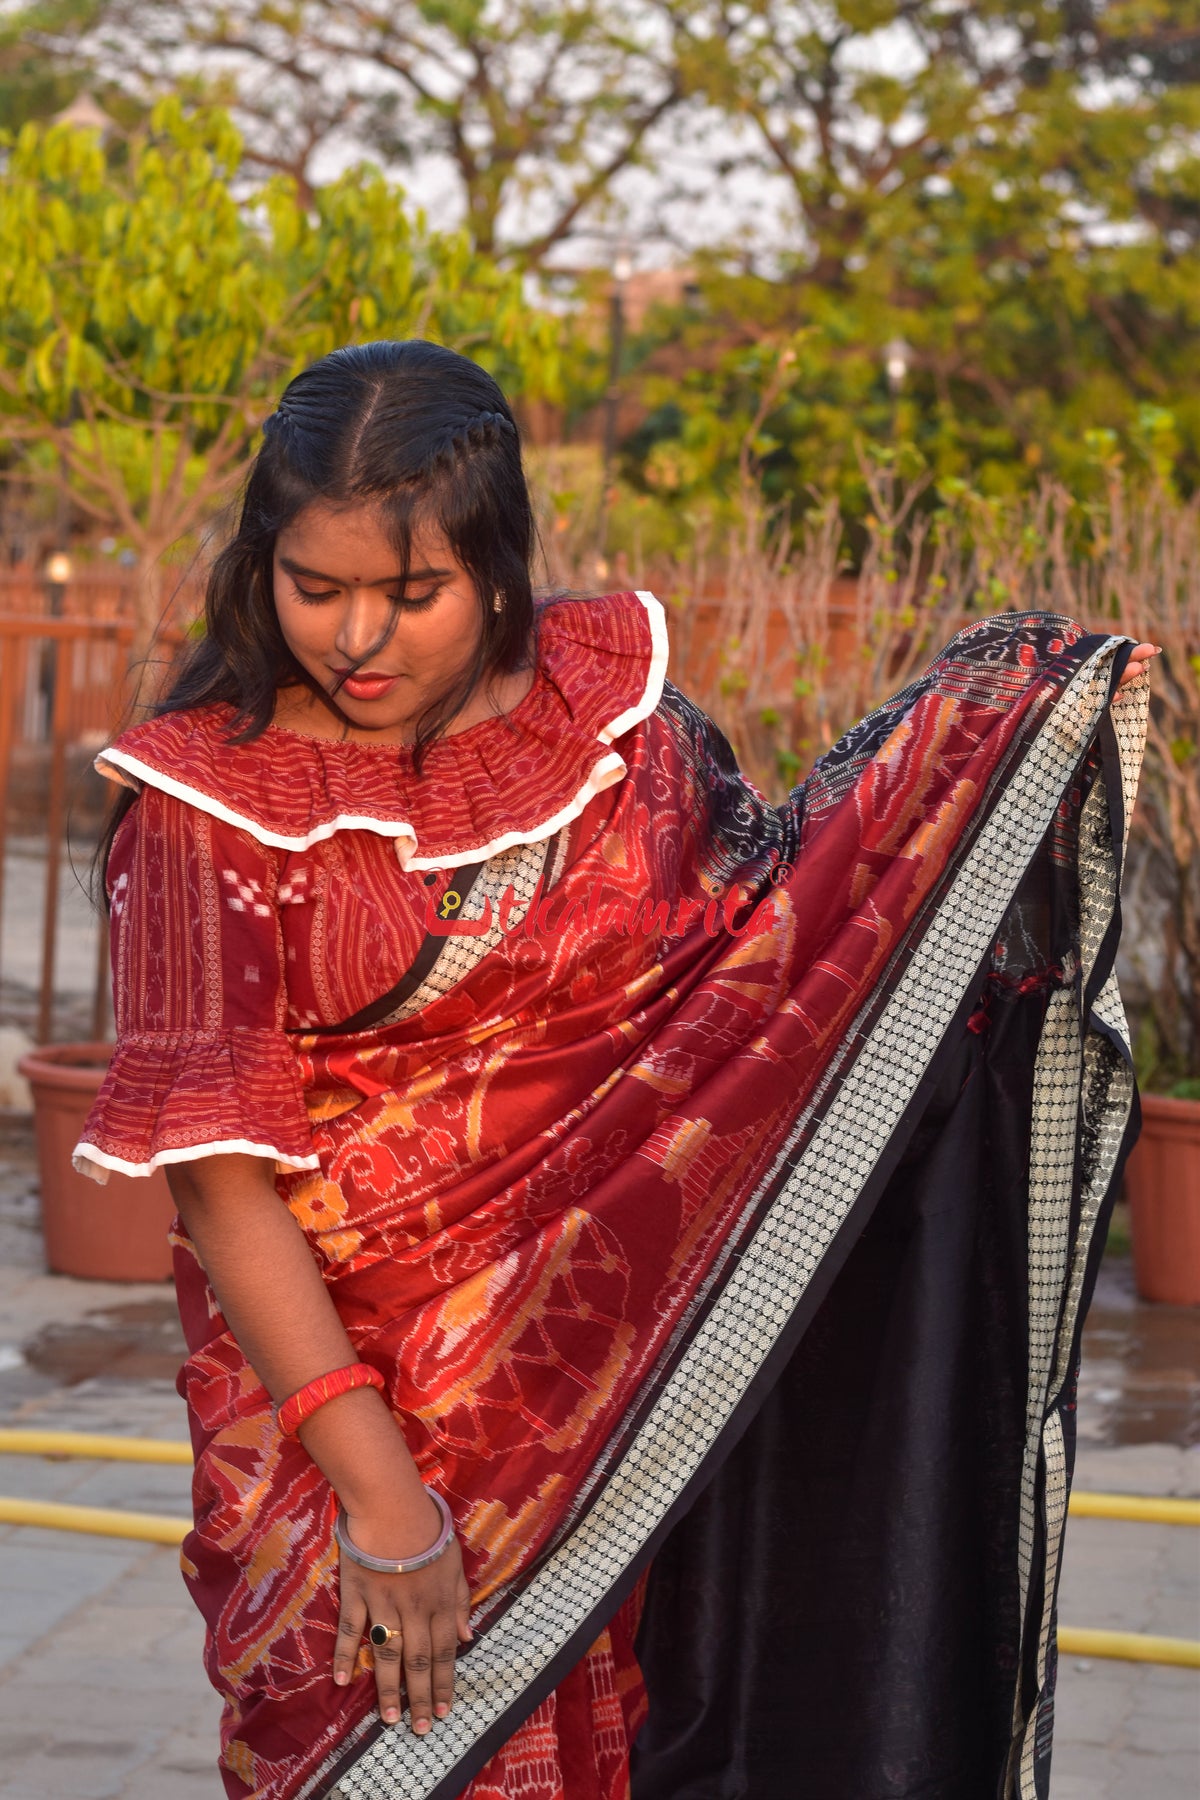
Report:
22,1299,186,1386
1077,1227,1199,1449
0,1117,185,1393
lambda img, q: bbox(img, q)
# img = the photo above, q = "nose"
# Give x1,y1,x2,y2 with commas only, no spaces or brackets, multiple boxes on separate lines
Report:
333,589,397,666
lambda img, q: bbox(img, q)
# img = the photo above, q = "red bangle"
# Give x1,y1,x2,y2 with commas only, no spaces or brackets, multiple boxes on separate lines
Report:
275,1363,385,1438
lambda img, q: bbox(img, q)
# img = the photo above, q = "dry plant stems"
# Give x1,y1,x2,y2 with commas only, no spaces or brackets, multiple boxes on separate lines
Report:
528,446,607,589
936,476,1200,1084
1077,482,1200,1088
846,457,971,715
533,454,1198,1085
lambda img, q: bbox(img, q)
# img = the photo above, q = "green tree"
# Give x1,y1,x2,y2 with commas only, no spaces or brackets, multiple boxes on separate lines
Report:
0,99,561,656
622,0,1200,508
65,0,685,261
21,1,1199,503
0,0,107,129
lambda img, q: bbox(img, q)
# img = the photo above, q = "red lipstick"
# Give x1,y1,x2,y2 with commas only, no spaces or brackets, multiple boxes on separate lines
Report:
333,669,402,701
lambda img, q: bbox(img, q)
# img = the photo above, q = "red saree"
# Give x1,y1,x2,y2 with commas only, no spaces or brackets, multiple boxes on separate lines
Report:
75,590,1147,1800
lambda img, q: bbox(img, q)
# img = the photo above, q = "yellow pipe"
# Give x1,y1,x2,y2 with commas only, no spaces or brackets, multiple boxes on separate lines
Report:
14,1430,1200,1525
1,1428,1199,1542
1058,1627,1200,1669
0,1497,1196,1668
1067,1491,1200,1527
0,1429,192,1465
0,1495,189,1545
0,1488,1195,1671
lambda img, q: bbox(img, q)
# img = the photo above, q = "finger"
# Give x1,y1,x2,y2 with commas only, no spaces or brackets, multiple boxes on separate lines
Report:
1117,645,1159,687
430,1614,459,1720
401,1618,435,1734
333,1581,368,1688
371,1615,405,1727
457,1569,473,1645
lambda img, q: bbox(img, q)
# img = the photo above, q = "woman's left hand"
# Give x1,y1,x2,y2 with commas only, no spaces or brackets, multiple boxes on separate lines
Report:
1114,642,1161,694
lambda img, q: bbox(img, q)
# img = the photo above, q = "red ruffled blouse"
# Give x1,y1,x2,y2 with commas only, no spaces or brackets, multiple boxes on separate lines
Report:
73,589,669,1184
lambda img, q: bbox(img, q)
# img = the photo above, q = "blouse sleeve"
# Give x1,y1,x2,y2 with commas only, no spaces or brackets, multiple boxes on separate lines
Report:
72,783,320,1184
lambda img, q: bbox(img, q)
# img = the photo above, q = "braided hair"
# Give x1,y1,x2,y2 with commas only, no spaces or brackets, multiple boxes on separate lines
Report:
151,341,535,746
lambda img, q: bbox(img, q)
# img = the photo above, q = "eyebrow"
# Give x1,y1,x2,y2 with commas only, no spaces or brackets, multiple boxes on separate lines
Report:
278,555,452,586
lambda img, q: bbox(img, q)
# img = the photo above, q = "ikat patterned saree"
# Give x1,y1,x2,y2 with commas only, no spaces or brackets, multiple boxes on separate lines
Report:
75,592,1148,1800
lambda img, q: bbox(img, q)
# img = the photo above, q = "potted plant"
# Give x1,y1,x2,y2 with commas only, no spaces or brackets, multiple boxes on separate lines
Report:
17,1041,176,1282
1107,484,1200,1305
1124,1082,1200,1305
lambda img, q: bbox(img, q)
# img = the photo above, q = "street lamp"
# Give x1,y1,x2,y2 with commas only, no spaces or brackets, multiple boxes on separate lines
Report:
599,244,633,561
884,337,911,397
39,549,74,745
43,551,73,614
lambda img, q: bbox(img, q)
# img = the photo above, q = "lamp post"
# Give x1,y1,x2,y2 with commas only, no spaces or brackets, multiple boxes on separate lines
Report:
44,550,72,617
40,549,73,741
598,246,633,563
883,336,911,448
884,337,911,398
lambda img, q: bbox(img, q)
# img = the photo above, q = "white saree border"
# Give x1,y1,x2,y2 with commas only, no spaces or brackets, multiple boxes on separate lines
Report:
313,642,1146,1800
1011,682,1148,1799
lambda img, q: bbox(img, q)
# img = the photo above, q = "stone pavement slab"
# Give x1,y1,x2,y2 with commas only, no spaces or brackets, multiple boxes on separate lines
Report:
0,1539,217,1800
0,1449,193,1516
0,1124,217,1795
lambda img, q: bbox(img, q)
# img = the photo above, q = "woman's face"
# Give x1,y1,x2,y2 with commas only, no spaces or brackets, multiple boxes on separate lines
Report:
272,500,493,743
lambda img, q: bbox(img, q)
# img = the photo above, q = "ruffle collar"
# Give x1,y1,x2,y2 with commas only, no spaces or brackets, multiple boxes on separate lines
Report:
96,589,669,870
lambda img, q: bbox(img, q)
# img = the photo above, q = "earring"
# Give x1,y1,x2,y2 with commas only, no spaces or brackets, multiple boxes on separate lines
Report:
492,589,504,613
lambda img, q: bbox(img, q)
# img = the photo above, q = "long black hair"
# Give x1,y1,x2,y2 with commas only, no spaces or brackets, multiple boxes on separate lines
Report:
98,339,540,889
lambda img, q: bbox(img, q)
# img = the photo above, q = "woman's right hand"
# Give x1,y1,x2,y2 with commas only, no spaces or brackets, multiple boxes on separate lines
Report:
163,1156,475,1732
333,1496,474,1733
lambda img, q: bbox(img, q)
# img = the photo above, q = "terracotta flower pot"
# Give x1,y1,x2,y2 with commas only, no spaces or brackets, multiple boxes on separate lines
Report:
17,1042,176,1282
1125,1093,1200,1306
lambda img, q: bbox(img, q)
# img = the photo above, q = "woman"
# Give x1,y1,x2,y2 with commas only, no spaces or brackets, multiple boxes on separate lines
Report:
75,339,1155,1800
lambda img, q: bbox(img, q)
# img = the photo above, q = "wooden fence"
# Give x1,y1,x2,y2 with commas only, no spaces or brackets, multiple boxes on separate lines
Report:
0,563,207,1044
0,562,203,622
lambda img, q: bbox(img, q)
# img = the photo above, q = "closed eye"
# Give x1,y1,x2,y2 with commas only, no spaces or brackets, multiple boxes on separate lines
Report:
386,591,439,610
291,581,439,610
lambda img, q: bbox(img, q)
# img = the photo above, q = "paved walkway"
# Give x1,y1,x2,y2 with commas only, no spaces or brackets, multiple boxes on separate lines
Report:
0,1122,215,1798
0,1125,1195,1798
1055,1441,1199,1799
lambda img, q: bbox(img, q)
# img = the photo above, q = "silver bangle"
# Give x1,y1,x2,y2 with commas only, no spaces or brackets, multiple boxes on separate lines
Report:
334,1488,455,1575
